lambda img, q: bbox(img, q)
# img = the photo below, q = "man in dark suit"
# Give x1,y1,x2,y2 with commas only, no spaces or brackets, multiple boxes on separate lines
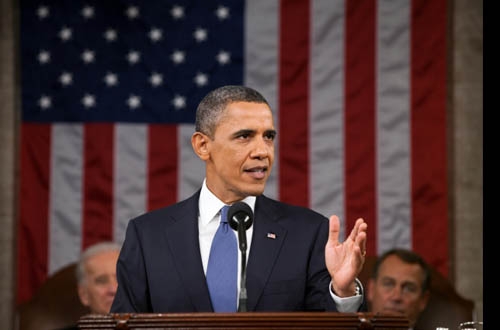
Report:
59,241,121,330
367,248,431,329
111,85,368,313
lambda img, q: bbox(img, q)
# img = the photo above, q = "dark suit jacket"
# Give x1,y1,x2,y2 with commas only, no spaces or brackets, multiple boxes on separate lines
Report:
111,191,366,313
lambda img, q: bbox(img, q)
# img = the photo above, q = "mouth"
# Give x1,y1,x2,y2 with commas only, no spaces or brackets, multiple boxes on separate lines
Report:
244,166,268,179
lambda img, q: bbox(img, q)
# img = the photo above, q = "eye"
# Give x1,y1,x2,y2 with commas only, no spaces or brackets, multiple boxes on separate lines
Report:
233,129,253,140
402,283,419,294
380,278,395,290
264,131,276,141
94,275,110,285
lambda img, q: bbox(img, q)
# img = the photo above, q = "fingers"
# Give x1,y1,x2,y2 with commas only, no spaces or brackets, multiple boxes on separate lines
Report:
354,218,368,255
328,215,340,246
347,218,367,254
328,215,367,256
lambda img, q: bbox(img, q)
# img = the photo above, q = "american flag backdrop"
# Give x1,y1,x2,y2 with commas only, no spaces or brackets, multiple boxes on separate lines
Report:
17,0,448,305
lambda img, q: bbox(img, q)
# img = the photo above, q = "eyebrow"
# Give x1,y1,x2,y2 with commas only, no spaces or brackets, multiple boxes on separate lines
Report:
231,129,276,137
232,129,254,137
266,129,277,136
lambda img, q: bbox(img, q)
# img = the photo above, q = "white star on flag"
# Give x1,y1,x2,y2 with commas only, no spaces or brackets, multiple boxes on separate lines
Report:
37,95,51,109
149,73,163,87
81,50,95,63
82,94,96,108
37,50,50,64
171,50,185,64
215,6,229,20
127,50,140,64
104,72,118,87
36,6,49,19
59,27,72,41
104,29,117,42
126,94,141,109
193,28,207,42
59,72,73,86
81,6,94,19
126,6,139,20
171,5,184,19
216,51,230,65
172,95,186,109
194,73,208,87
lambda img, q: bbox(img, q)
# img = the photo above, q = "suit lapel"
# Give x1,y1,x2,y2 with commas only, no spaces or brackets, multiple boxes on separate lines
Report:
163,192,213,311
246,196,287,310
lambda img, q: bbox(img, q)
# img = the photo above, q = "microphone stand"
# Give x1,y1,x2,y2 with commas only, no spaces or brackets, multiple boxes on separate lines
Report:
237,223,248,312
227,202,253,313
238,241,248,312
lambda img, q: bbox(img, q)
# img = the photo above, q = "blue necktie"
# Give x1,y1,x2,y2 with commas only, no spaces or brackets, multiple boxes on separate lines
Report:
206,205,238,312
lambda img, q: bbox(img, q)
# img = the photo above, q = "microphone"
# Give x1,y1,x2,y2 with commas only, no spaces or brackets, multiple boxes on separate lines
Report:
227,202,253,312
228,202,253,251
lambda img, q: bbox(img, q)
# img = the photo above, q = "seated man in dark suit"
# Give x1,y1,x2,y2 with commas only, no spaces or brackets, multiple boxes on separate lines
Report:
111,85,368,313
59,241,121,330
367,248,431,330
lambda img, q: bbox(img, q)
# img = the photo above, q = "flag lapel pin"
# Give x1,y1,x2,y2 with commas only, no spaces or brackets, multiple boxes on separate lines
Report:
267,232,276,239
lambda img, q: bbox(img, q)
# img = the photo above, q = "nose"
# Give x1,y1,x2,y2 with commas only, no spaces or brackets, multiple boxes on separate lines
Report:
250,138,272,159
388,286,404,301
109,276,118,293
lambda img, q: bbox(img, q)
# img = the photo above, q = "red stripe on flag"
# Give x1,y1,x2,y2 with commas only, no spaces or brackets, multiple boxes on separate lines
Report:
411,0,448,276
279,0,310,207
344,0,377,254
17,123,51,304
82,124,114,248
148,124,179,211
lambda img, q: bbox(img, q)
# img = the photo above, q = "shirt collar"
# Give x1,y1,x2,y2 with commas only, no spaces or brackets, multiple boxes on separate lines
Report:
199,179,256,226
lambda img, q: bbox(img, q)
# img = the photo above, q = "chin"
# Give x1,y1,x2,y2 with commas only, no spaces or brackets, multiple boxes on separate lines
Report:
240,181,265,195
248,185,266,196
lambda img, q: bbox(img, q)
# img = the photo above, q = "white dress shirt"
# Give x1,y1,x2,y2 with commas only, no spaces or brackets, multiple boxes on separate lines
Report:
198,179,255,291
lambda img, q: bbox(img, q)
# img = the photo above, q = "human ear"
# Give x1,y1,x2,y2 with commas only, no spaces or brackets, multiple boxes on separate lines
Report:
77,284,90,307
191,132,210,161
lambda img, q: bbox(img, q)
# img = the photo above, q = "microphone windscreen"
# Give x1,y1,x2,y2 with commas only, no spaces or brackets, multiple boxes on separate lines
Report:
227,202,253,231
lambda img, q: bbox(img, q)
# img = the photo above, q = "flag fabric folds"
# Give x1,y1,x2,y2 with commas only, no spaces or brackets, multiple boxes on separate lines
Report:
17,0,448,305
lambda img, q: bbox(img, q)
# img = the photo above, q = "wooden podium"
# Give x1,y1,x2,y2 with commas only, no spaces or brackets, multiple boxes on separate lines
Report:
78,312,409,329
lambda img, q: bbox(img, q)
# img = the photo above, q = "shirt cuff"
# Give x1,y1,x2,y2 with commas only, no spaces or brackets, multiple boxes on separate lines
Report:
329,278,363,312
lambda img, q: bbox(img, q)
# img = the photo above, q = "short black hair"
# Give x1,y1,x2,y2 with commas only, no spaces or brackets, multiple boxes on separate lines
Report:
195,85,270,138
